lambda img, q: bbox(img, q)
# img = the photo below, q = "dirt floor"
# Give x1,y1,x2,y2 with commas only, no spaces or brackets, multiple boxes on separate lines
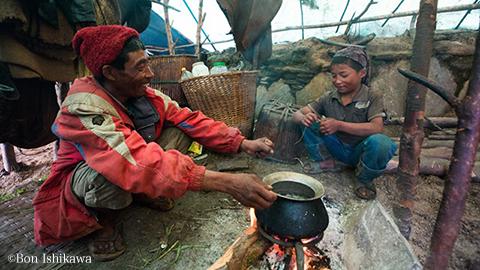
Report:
0,142,479,270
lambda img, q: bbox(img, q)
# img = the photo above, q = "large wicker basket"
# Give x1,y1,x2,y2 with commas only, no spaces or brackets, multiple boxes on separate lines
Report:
180,71,257,137
149,55,197,107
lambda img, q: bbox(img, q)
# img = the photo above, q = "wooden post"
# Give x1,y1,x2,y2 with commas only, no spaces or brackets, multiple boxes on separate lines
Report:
195,0,205,56
163,0,175,55
427,30,480,270
299,0,305,39
0,143,18,173
397,31,480,268
393,0,438,239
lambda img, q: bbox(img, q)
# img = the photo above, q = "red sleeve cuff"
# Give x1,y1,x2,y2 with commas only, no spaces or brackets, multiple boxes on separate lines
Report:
231,132,245,153
187,164,206,191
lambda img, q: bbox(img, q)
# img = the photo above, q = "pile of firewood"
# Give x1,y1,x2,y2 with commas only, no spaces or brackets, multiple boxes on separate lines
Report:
385,127,480,182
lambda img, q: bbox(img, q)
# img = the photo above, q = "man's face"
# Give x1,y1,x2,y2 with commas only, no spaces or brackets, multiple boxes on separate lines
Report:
330,63,365,95
110,50,154,100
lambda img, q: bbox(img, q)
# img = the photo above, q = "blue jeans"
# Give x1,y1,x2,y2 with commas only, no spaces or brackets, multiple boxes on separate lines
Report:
303,122,397,183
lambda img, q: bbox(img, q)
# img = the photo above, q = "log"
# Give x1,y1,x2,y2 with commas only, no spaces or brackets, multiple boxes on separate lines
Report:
391,138,456,149
386,157,448,176
422,139,455,149
209,226,271,270
386,117,458,129
386,158,480,181
428,134,456,140
430,130,456,135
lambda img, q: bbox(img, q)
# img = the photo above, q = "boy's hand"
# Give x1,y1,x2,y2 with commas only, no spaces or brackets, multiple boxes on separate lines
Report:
301,112,320,127
320,118,341,135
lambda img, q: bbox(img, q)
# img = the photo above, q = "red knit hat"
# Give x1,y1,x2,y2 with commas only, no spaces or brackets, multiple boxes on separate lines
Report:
72,25,140,76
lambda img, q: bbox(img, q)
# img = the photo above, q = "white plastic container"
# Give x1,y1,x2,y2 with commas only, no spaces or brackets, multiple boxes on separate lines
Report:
210,62,228,75
191,61,209,77
180,67,193,81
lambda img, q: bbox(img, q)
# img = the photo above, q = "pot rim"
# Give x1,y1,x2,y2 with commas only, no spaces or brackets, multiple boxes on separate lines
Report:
263,171,325,201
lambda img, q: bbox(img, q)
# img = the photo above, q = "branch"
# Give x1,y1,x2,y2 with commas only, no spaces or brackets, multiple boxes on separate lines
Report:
382,0,405,27
397,68,461,109
455,0,479,29
151,0,181,12
317,38,365,49
344,0,378,35
353,33,376,45
336,0,351,33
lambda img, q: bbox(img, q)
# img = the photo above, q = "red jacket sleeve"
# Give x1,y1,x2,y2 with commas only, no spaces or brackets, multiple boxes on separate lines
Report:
148,89,246,153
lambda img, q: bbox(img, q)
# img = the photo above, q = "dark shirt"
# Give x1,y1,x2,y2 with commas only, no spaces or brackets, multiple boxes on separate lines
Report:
307,85,384,145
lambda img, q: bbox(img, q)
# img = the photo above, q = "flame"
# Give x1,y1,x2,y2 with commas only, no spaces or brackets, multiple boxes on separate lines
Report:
249,208,257,227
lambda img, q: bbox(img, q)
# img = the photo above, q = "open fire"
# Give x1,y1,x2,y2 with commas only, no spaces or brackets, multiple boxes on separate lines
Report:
250,209,331,270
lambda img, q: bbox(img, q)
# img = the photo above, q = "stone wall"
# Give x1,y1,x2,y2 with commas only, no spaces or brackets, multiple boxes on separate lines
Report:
208,30,476,119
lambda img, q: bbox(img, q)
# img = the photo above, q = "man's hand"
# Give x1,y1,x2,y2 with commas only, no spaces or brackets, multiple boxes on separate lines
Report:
202,171,277,209
225,173,277,209
320,118,342,135
240,137,274,158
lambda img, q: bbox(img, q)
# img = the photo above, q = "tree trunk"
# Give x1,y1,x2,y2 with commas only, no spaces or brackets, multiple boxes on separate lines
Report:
426,30,480,270
394,0,438,239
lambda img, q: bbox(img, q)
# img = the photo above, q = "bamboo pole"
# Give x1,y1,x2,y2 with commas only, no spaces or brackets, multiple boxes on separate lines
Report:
272,3,479,33
393,0,438,240
163,0,174,55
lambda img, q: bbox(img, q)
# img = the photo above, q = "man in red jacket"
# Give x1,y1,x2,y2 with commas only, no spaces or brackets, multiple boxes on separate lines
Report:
33,25,277,261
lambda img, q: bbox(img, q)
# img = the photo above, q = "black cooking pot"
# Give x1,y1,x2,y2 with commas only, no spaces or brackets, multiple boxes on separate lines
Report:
255,172,329,239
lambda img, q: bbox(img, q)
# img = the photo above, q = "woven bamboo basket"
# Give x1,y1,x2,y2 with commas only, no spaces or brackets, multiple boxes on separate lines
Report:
149,55,197,107
180,71,258,137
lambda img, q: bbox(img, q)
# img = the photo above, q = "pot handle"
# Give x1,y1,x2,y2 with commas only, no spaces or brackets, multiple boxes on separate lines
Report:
295,241,304,270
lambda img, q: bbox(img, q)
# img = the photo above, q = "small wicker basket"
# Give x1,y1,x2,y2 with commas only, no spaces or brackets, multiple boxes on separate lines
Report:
180,71,257,137
149,55,197,107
